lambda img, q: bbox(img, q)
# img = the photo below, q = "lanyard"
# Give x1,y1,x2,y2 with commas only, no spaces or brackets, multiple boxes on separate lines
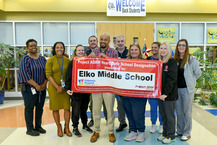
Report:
56,55,64,79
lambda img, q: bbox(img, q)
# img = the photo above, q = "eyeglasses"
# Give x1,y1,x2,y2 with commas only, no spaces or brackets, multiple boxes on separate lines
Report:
178,44,186,47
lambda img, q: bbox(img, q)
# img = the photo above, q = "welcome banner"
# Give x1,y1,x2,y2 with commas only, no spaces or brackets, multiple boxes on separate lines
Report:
72,57,162,98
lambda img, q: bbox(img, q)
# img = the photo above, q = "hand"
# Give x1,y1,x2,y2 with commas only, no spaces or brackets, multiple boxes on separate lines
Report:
35,84,42,92
118,57,121,60
159,95,167,101
89,52,96,58
57,86,64,93
67,90,73,96
41,83,47,91
99,53,107,58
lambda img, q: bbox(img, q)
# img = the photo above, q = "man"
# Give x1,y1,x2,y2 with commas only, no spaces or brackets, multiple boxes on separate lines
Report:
89,33,118,143
115,35,128,132
86,35,108,127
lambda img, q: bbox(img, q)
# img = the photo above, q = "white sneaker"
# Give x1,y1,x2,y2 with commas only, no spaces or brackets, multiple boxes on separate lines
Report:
162,138,176,144
157,134,165,141
159,125,163,134
124,131,138,141
150,124,157,133
136,132,146,142
181,135,191,141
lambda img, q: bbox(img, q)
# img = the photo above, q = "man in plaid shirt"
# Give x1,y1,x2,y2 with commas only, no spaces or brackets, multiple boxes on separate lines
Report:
90,33,118,143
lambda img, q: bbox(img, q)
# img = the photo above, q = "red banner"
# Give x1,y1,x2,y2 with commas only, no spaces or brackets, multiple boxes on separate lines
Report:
72,57,162,98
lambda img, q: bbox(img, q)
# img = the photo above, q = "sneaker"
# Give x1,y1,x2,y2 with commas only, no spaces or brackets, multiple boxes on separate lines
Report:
26,130,40,136
181,136,191,141
88,120,94,127
162,138,175,144
124,131,138,141
159,125,163,134
116,123,127,132
73,128,82,137
35,127,46,134
136,132,146,142
83,125,93,133
157,134,166,141
150,124,157,133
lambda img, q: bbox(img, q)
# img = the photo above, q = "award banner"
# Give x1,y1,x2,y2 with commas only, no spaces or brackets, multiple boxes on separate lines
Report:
158,28,175,43
72,57,162,98
208,27,217,43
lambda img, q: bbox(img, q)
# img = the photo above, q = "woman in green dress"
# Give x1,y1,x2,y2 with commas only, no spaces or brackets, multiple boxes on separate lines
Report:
46,42,72,137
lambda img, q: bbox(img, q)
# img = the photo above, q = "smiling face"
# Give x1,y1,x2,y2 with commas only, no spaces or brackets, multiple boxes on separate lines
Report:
89,37,98,49
178,41,187,55
130,45,140,59
27,41,37,54
55,43,64,57
100,34,110,50
160,44,168,59
75,46,85,57
116,36,125,49
151,43,159,56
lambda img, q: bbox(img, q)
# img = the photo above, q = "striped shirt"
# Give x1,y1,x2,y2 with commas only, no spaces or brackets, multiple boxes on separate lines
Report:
18,55,47,85
93,47,118,58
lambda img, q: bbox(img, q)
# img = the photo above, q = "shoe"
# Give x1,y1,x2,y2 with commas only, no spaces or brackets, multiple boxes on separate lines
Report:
83,125,93,133
181,136,191,141
157,134,166,141
116,123,127,132
64,124,72,137
136,132,146,142
35,127,46,134
109,133,116,142
162,138,175,144
124,131,138,141
73,128,82,137
175,133,182,137
26,130,40,136
150,124,157,133
88,120,94,127
57,124,63,137
159,125,163,134
90,132,99,142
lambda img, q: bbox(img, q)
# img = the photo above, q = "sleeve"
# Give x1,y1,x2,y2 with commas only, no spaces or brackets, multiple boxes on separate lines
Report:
163,58,178,96
42,56,48,80
64,60,73,91
18,56,32,83
45,58,53,79
192,57,202,80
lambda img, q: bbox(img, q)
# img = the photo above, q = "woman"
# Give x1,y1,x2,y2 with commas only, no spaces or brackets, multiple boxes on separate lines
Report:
122,43,147,142
146,41,163,134
65,45,93,137
157,42,178,144
18,39,47,136
46,42,72,137
174,39,201,141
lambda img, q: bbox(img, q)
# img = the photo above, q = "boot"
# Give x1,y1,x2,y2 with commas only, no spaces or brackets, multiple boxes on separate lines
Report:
64,124,72,137
57,124,63,137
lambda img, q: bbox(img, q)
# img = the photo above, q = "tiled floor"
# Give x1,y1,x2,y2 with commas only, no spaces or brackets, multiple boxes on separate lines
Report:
0,99,217,145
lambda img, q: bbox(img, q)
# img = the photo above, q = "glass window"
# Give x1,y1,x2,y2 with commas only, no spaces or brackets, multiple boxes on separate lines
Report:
206,46,217,63
70,23,95,46
156,23,179,45
43,22,68,45
15,22,41,45
181,23,204,44
0,22,13,45
206,23,217,44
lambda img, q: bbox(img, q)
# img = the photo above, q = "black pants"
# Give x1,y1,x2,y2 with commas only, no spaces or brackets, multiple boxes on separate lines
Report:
21,84,46,131
71,93,90,128
158,99,176,140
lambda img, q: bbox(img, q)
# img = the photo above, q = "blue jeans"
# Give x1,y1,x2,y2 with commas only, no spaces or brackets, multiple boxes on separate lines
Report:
148,98,163,125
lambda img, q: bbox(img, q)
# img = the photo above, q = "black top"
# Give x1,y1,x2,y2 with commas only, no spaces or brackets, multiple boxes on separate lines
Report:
116,47,128,58
146,56,159,60
161,58,178,101
85,46,93,56
178,59,187,88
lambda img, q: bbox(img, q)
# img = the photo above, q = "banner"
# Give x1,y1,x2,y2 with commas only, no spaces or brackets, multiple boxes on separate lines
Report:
107,0,146,16
158,28,175,43
72,57,162,98
208,27,217,43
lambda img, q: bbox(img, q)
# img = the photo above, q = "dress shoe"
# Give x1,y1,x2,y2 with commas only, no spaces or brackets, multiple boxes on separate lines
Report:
90,132,99,142
35,127,46,134
57,124,63,137
64,124,72,137
116,123,127,132
88,120,94,127
26,130,40,136
109,133,116,142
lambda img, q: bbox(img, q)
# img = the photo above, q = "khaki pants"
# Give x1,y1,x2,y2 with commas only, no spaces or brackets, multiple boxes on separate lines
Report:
92,93,115,134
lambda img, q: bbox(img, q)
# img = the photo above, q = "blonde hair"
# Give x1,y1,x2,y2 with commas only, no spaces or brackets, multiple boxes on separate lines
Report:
159,42,172,63
127,43,143,59
71,44,86,60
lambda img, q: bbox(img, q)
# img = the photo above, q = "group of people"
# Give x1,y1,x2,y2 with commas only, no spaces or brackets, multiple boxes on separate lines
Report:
18,33,201,144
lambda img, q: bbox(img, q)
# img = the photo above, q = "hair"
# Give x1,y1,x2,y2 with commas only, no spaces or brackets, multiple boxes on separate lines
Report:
26,39,37,48
152,41,161,49
116,35,125,40
51,42,66,56
88,35,98,42
159,42,172,63
174,39,190,68
127,43,143,59
71,44,86,60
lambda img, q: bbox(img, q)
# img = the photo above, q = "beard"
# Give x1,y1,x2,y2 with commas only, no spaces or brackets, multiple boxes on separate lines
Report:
100,43,107,49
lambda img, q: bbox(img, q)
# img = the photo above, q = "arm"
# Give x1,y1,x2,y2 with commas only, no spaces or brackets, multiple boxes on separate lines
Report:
65,61,73,91
192,57,202,80
27,79,41,91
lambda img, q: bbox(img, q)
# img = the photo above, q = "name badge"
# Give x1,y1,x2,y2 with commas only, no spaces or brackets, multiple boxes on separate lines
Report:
61,79,65,88
31,87,37,95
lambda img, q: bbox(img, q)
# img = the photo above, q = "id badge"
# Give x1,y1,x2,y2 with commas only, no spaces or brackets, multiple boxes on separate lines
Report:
61,79,65,88
31,87,37,95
